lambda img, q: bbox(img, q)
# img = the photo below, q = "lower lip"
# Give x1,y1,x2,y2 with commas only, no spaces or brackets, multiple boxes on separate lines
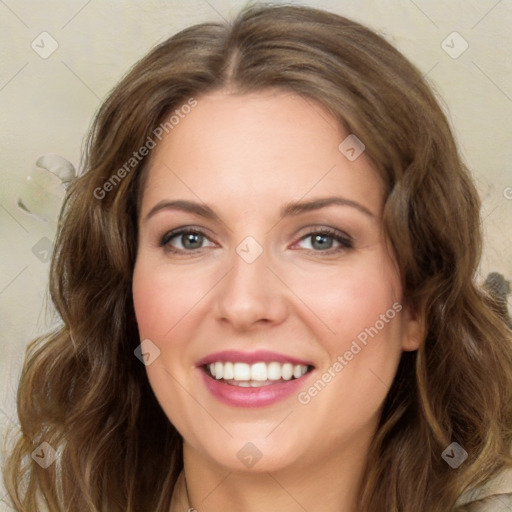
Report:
200,369,313,408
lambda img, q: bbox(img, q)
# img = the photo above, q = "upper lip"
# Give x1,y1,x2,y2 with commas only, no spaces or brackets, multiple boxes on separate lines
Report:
196,350,314,367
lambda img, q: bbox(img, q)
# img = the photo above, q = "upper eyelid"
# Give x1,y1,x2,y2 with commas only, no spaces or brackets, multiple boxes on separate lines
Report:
300,225,352,238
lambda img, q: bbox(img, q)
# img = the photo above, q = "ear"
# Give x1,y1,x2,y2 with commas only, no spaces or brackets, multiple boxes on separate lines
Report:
400,303,425,352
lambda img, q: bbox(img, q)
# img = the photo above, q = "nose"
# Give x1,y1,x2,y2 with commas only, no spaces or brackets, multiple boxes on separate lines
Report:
213,245,289,331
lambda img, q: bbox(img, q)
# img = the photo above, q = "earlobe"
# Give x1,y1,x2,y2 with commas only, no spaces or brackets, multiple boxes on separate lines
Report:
401,305,425,352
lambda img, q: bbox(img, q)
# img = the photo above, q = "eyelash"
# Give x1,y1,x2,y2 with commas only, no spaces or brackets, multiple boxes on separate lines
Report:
159,226,353,256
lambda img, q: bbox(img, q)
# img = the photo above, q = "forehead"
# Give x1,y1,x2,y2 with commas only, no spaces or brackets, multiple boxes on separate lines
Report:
139,89,384,218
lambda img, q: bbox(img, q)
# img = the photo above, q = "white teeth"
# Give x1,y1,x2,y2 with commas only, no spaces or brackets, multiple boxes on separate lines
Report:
250,380,274,387
250,362,267,381
214,362,223,380
208,361,309,382
267,362,282,380
233,362,251,380
281,363,293,381
223,361,234,380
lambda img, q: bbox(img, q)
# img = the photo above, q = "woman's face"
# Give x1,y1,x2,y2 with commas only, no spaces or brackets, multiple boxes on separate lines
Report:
132,89,422,473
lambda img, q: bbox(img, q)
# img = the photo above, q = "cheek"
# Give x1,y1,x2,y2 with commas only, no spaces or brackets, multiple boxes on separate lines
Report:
132,259,213,340
288,253,401,346
294,261,403,435
132,260,203,434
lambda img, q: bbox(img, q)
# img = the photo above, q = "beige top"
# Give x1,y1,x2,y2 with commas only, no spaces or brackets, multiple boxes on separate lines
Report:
168,469,512,511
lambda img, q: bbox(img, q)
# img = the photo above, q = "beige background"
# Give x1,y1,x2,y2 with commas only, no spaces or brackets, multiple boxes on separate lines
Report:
1,0,511,508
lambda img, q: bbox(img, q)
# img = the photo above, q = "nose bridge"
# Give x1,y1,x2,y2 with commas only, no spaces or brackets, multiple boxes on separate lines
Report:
214,237,287,328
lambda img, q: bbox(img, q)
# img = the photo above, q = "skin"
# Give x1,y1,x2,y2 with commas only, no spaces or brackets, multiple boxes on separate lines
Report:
132,89,423,512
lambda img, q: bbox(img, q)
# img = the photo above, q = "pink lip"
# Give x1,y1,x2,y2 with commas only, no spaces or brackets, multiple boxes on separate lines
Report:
199,369,314,408
196,350,315,408
196,350,313,367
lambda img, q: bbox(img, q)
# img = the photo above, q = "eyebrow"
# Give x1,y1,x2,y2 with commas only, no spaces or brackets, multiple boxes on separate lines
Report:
280,196,375,219
143,196,375,223
144,200,220,223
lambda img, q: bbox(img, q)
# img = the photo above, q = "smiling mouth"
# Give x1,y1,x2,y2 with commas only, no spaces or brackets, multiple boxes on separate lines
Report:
203,361,315,387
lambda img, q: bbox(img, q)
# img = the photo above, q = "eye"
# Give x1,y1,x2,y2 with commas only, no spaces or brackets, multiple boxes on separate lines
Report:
159,228,215,253
293,228,353,254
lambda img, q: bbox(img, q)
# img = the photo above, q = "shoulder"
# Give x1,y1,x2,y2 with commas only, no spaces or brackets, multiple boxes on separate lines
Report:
460,493,512,511
458,468,512,511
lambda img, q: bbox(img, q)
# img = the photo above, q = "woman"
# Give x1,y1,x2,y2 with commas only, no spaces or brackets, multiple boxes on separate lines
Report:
4,4,512,511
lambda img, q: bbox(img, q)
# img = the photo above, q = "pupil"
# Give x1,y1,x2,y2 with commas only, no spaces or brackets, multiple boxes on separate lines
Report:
183,233,202,249
312,234,332,250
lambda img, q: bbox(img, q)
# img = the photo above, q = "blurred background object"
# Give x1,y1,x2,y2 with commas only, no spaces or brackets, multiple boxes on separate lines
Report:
17,153,75,223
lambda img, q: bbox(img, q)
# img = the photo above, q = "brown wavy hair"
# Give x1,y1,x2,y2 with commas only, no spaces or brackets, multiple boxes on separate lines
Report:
3,4,512,511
